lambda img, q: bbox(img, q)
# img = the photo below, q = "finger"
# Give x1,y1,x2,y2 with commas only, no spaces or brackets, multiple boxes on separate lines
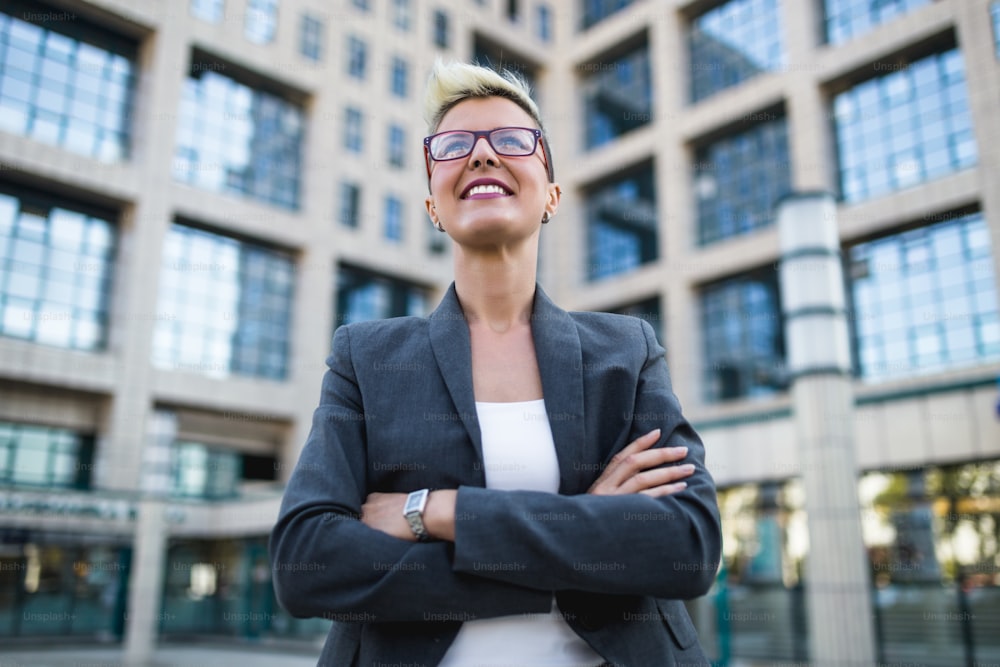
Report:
638,481,688,498
620,463,695,494
600,429,662,484
602,441,685,490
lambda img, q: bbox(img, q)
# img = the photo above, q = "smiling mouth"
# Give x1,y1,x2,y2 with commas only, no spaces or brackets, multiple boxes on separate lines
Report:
463,184,513,199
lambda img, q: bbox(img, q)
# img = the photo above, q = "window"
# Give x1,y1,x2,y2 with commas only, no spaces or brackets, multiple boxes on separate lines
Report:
824,0,931,44
580,0,634,30
152,224,294,380
434,9,450,49
695,113,791,245
689,0,785,103
173,58,304,209
344,106,364,152
585,164,658,280
388,124,406,168
582,45,652,149
336,265,429,326
390,56,409,98
191,0,224,23
701,267,787,403
347,35,367,79
352,0,370,10
393,0,412,31
339,182,361,228
848,212,999,382
245,0,278,44
992,2,1000,60
384,195,403,242
299,13,323,61
507,0,521,22
537,4,552,42
833,49,976,204
0,190,115,351
0,7,136,161
0,421,93,489
171,442,240,499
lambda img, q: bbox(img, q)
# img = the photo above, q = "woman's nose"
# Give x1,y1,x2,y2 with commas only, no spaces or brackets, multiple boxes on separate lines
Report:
467,136,499,168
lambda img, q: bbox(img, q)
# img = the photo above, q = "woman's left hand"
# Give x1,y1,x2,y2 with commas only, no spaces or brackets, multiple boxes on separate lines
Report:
361,492,415,541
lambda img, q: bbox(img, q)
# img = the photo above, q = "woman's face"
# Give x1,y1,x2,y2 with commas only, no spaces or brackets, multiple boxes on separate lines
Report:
424,96,560,248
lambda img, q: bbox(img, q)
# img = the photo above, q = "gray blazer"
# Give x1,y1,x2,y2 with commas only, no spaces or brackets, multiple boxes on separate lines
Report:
270,284,722,667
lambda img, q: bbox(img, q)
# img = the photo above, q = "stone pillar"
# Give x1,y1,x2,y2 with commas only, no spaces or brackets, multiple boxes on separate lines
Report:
123,499,167,667
777,193,876,666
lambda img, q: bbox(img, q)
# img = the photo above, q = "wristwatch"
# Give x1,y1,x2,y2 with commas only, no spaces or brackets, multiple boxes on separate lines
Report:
403,488,431,541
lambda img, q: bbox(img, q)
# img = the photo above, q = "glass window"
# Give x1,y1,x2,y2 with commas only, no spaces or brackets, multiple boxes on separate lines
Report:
171,441,240,499
390,56,408,98
393,0,412,31
0,191,115,351
582,44,652,149
299,13,323,61
537,4,552,41
584,164,658,280
388,124,405,168
347,35,367,79
0,421,92,489
507,0,521,22
434,9,450,49
0,7,136,161
689,0,785,103
696,113,792,245
848,212,999,381
152,224,294,380
173,58,304,210
700,267,787,402
824,0,931,44
384,195,403,242
335,264,430,326
191,0,224,22
580,0,634,30
859,461,1000,666
833,49,976,204
353,0,370,10
992,2,1000,60
344,106,363,153
339,182,361,228
245,0,278,44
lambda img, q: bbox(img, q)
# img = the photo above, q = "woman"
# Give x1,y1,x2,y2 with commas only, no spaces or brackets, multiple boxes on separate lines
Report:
270,61,721,666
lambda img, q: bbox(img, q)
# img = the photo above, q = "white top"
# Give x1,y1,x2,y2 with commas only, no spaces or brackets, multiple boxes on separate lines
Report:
437,399,605,667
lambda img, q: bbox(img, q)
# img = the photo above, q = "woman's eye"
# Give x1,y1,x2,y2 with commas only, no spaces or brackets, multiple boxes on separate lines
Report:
438,136,472,157
494,133,531,152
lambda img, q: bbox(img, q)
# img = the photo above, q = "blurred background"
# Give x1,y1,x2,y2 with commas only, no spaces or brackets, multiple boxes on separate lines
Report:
0,0,998,665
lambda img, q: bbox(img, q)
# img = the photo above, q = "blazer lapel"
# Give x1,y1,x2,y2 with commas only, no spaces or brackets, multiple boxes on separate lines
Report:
428,284,485,477
530,286,589,495
428,283,589,494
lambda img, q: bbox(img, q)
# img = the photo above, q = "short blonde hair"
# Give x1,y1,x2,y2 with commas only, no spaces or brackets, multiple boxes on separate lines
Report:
423,60,554,181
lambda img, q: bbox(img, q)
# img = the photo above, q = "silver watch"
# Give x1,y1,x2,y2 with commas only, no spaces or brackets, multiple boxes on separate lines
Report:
403,488,431,541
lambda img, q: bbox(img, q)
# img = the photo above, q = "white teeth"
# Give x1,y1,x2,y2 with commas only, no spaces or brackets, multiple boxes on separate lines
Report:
466,184,509,197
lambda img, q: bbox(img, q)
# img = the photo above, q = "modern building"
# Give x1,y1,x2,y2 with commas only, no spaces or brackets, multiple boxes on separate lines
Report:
0,0,998,664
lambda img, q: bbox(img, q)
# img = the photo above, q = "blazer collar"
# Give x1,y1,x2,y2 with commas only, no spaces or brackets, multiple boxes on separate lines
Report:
428,283,589,494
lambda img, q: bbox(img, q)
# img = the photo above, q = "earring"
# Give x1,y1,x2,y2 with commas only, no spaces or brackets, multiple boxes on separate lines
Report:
541,213,551,224
434,221,446,232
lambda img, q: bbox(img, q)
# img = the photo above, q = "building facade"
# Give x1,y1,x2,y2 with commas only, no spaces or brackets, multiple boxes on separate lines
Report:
0,0,998,664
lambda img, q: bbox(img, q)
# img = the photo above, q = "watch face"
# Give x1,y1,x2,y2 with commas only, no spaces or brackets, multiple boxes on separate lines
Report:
405,489,427,513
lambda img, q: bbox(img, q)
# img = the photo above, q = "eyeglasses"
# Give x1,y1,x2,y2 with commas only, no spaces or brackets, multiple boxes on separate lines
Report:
423,127,542,162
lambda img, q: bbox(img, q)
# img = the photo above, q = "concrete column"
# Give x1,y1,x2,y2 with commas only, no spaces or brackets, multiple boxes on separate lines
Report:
123,499,168,667
777,193,876,666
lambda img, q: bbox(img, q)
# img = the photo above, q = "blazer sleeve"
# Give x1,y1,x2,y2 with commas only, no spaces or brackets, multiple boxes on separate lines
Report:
451,318,723,599
269,325,552,623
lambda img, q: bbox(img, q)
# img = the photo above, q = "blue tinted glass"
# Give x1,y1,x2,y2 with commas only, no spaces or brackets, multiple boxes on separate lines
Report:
824,0,931,44
833,49,976,204
335,265,429,325
245,0,277,44
173,67,303,209
993,2,1000,59
701,268,787,402
849,213,1000,381
585,166,658,280
690,0,785,102
580,0,634,30
583,45,651,149
0,421,88,488
152,224,294,380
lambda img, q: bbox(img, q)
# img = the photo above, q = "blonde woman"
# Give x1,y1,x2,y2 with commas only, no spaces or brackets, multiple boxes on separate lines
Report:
270,61,721,667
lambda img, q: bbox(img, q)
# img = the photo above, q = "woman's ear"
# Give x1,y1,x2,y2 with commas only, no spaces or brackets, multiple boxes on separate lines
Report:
425,196,438,225
544,183,561,219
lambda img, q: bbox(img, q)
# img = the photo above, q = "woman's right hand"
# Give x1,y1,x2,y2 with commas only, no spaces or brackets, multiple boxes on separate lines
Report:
587,429,694,497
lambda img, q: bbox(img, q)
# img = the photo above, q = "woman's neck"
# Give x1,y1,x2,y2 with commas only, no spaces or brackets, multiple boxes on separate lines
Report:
452,245,537,333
